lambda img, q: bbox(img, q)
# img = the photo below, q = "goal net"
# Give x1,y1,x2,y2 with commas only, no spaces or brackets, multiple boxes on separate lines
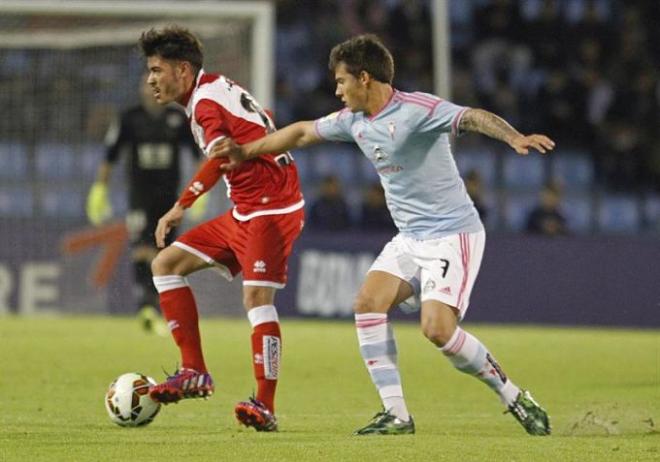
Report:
0,1,274,316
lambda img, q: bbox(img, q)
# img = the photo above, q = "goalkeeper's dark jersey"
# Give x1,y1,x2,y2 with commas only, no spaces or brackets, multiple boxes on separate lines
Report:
105,105,199,207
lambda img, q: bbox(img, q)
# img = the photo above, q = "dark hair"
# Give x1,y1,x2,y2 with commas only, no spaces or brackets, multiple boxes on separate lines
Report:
138,26,204,73
328,34,394,84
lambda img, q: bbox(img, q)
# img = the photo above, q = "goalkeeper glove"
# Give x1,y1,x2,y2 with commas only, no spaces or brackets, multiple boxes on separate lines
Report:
188,193,209,222
86,181,112,225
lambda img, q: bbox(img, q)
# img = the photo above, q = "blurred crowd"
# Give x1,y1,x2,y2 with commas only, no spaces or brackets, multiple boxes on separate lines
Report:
1,0,658,235
450,0,659,192
274,0,659,234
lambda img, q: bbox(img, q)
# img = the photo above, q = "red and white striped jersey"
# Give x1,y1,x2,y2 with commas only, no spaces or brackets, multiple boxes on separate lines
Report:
178,70,303,220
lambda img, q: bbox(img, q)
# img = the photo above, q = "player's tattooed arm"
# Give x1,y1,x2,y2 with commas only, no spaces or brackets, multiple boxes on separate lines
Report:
459,108,556,155
459,108,520,144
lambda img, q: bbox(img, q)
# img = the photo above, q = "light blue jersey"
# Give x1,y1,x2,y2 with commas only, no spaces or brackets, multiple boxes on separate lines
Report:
314,90,484,239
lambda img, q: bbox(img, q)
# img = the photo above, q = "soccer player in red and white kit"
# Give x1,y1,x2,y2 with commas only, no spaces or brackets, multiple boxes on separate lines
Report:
137,26,304,432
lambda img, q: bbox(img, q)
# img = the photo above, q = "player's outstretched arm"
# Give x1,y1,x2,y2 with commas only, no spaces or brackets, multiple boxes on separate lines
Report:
210,121,321,170
459,108,555,155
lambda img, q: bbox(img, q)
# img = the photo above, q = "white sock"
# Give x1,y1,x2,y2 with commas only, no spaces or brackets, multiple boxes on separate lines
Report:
355,313,410,421
441,327,520,406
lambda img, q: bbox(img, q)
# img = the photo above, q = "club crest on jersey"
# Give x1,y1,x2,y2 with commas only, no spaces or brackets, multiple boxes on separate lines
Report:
388,121,396,139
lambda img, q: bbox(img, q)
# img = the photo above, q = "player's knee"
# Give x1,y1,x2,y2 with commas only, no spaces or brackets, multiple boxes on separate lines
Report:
353,293,379,314
421,320,455,347
151,250,177,276
242,287,275,309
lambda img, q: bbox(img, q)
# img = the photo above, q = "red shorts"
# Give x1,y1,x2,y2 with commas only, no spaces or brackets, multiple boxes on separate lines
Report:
173,208,304,288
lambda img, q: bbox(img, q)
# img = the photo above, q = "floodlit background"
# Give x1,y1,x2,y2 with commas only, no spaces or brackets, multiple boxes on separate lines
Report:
0,2,658,461
0,0,658,322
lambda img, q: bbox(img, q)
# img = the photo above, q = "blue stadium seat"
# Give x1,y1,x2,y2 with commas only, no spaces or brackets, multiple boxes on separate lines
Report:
597,194,641,233
0,186,34,218
502,192,537,232
291,150,312,181
502,153,547,190
311,145,359,185
561,193,593,234
80,143,106,180
39,185,84,218
0,142,28,180
345,185,364,223
473,185,499,231
550,149,594,191
35,143,76,180
643,193,660,231
454,147,497,187
110,188,128,216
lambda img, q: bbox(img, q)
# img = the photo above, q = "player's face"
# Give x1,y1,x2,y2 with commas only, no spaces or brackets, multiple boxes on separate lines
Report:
334,62,367,113
146,56,188,105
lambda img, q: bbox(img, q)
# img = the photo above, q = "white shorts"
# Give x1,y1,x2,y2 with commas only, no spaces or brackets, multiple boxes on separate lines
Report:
369,231,485,319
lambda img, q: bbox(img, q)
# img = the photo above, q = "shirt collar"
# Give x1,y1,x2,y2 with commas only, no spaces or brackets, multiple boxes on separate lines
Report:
183,69,205,115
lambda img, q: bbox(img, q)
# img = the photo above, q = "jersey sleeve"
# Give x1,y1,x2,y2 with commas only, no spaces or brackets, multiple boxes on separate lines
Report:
194,98,230,154
177,157,224,208
416,99,469,136
313,109,355,142
104,113,128,163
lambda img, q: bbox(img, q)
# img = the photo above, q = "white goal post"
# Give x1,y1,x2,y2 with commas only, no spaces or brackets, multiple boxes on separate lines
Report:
0,0,273,315
0,0,274,108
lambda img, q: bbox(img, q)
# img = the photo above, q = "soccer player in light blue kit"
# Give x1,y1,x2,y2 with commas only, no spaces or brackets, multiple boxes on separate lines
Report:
211,35,554,436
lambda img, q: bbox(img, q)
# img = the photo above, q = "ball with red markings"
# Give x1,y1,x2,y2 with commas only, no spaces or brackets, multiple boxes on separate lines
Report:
104,373,161,427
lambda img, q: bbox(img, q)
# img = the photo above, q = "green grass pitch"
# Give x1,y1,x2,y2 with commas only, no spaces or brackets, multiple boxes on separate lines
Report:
1,316,658,461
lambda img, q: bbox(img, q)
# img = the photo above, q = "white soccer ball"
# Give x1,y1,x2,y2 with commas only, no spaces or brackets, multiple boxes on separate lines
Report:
104,372,161,427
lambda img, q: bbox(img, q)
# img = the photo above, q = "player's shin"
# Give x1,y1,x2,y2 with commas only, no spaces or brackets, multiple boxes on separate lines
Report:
152,275,208,373
247,305,281,413
440,327,519,406
355,313,410,421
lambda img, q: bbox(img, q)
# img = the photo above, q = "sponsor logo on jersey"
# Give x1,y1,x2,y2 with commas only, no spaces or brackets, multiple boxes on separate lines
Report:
423,279,436,293
263,335,280,379
376,165,404,176
373,145,388,162
253,260,267,273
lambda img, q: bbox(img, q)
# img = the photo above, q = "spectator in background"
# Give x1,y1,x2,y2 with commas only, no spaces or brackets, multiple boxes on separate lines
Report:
526,181,568,236
464,169,488,222
86,75,201,334
359,181,395,232
309,175,352,231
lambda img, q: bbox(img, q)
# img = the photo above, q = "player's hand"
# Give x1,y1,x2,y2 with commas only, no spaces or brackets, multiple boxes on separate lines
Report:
209,138,248,171
509,134,555,155
86,181,112,225
155,203,185,248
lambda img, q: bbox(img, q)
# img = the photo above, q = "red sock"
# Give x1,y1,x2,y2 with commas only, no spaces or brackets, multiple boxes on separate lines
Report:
160,287,207,373
251,321,281,413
